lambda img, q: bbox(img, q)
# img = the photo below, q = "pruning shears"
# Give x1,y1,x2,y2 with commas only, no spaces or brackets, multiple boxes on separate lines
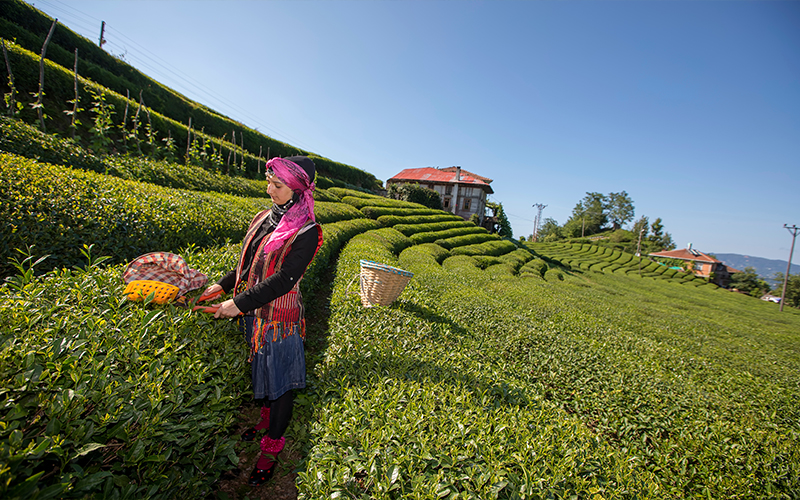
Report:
191,288,224,313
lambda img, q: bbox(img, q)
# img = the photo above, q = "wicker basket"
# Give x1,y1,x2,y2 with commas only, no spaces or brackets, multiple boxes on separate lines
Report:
358,260,413,307
124,279,180,304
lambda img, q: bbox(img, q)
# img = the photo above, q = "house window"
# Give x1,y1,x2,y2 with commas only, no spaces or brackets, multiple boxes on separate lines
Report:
694,262,703,271
443,197,451,209
463,198,471,211
445,185,452,195
428,184,434,190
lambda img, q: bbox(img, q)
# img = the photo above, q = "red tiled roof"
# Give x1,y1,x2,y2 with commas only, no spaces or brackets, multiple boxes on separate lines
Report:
388,167,493,190
439,167,493,184
648,248,720,263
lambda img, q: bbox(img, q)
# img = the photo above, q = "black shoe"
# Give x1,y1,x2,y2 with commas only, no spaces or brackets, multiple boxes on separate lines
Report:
248,461,276,486
241,426,259,441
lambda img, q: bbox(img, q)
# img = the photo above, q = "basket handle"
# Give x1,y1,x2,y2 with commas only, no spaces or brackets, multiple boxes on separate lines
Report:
344,272,361,297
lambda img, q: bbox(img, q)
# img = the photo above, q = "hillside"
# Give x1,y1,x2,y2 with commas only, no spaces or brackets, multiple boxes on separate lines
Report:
0,0,382,190
2,2,800,498
715,252,800,284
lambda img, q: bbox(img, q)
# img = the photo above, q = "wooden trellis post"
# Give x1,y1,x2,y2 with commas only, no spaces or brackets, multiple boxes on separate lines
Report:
69,48,79,138
186,117,192,159
2,39,17,116
36,19,58,132
121,89,130,149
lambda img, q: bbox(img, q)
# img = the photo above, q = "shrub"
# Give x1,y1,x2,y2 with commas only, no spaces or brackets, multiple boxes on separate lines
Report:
450,240,517,257
327,187,381,199
313,188,341,202
410,226,488,246
0,117,270,198
341,196,425,210
499,248,535,272
472,255,503,269
314,201,365,224
0,152,262,276
360,206,443,219
434,233,499,250
392,220,476,237
0,246,249,499
387,182,442,210
399,243,450,266
521,258,548,278
544,268,565,282
377,213,464,227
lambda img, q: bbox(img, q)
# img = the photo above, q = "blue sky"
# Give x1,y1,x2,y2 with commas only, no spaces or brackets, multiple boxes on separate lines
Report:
30,0,800,261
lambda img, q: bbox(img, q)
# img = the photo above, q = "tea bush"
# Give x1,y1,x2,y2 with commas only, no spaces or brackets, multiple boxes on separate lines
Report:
449,240,517,257
341,196,426,210
434,233,499,250
376,213,464,227
0,245,247,499
410,226,488,246
313,201,365,225
0,153,264,276
391,220,476,237
360,207,443,219
326,187,382,199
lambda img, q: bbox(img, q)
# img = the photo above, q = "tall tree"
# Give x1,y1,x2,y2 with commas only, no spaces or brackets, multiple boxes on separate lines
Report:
649,217,676,251
496,203,513,238
607,191,635,230
730,267,771,297
537,217,562,242
567,192,607,236
773,273,800,308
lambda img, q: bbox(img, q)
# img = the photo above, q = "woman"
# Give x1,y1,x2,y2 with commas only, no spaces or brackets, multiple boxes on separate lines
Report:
202,156,322,486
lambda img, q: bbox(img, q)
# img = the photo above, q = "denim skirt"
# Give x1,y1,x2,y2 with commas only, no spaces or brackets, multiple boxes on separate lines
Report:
239,315,306,401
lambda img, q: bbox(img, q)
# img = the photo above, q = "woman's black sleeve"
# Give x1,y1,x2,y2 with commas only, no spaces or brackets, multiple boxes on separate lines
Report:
232,228,319,314
217,270,237,294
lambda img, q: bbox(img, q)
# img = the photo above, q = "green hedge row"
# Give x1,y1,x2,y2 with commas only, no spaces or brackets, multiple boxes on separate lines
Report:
450,240,517,257
391,220,476,237
410,226,487,246
360,206,444,219
1,115,347,202
0,152,264,276
341,196,425,210
326,187,381,199
314,201,365,225
303,218,383,297
520,258,548,278
498,248,535,272
376,213,464,227
434,232,499,250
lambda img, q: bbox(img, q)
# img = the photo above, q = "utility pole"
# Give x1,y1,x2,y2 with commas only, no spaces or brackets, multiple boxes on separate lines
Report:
532,204,547,242
637,227,645,276
780,224,798,312
99,21,106,48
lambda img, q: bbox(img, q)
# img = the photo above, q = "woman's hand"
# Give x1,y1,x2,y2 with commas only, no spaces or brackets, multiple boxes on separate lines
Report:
199,284,224,300
214,298,242,319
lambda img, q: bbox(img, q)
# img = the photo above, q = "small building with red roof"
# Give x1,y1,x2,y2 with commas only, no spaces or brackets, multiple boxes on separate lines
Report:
649,244,741,287
386,166,494,223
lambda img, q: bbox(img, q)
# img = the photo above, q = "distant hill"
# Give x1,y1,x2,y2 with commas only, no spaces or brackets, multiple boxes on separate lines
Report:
714,253,800,285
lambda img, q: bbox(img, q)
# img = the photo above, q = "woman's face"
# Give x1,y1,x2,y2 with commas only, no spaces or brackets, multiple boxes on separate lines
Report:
267,175,294,205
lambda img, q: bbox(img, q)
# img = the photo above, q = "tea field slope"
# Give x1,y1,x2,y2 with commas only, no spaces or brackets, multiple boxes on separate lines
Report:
299,235,800,499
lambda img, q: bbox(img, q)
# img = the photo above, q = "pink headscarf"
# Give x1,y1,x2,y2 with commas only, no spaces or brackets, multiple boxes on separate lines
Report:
263,157,316,255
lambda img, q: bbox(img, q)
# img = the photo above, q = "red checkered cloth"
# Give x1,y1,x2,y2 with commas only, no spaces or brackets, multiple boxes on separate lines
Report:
122,252,208,296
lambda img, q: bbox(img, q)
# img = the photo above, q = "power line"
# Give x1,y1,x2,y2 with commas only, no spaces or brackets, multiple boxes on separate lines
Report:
31,0,320,153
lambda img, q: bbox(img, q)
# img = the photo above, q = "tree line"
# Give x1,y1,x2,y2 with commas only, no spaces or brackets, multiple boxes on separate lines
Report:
533,191,675,255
